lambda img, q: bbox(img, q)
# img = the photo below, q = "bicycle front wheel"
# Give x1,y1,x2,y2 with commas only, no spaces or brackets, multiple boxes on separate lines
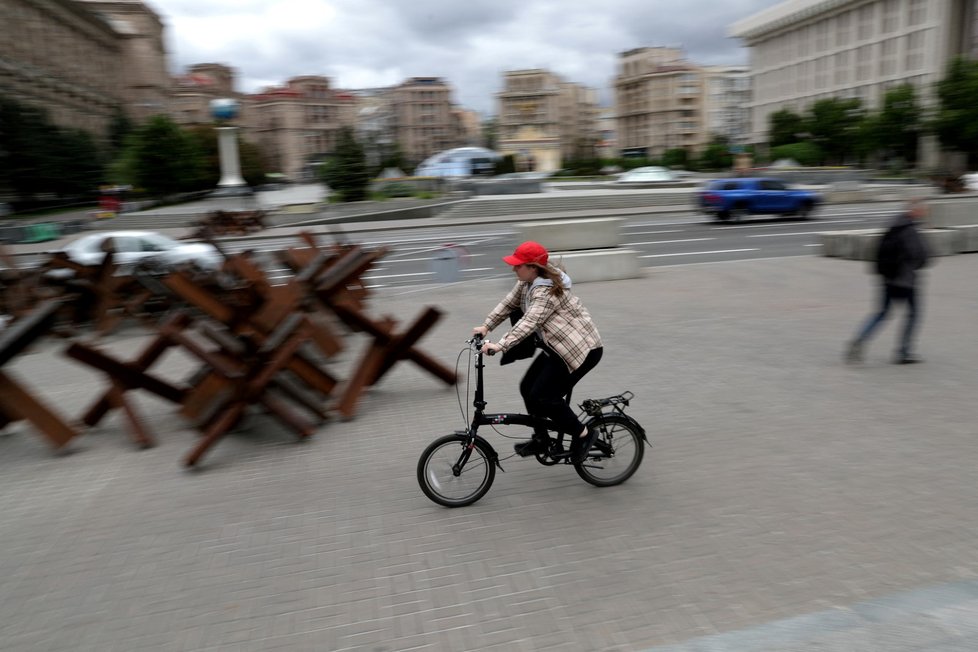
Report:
418,434,496,507
574,415,645,487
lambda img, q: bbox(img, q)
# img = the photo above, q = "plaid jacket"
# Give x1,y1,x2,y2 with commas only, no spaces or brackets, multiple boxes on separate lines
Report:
484,281,602,371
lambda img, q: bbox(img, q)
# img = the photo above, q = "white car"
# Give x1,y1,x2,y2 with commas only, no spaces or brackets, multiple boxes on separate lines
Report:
51,231,223,275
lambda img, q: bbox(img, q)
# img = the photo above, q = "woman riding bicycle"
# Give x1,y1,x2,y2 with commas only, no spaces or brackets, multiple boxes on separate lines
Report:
473,241,603,462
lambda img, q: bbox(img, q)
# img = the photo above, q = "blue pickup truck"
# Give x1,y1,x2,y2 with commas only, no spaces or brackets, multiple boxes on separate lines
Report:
697,177,821,222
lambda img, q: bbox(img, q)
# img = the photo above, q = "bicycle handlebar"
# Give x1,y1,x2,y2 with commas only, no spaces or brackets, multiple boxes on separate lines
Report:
466,333,496,355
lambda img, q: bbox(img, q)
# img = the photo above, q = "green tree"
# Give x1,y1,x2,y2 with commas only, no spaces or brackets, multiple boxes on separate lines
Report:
129,115,204,195
805,97,865,164
0,97,105,201
933,57,978,165
482,117,498,151
376,141,408,176
770,142,823,167
769,108,805,147
320,127,369,202
493,154,517,175
108,110,133,156
661,147,689,168
874,84,921,165
695,136,733,171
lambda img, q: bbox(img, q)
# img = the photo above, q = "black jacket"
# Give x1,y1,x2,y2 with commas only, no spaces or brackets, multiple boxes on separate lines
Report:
886,213,929,289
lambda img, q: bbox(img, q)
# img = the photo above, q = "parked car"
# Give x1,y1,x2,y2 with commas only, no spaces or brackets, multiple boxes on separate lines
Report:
697,177,821,221
48,231,222,276
615,166,675,183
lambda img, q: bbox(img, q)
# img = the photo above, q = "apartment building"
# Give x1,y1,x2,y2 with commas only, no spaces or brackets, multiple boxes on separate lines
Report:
169,63,240,127
247,76,357,181
496,69,598,172
390,77,461,166
703,66,752,145
614,47,719,159
0,0,162,139
78,0,170,122
730,0,974,158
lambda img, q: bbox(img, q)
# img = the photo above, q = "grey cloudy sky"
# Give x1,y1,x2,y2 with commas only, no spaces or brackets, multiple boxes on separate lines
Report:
149,0,784,115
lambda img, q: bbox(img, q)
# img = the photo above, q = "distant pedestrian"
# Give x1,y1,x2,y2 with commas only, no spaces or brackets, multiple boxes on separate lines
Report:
846,198,930,365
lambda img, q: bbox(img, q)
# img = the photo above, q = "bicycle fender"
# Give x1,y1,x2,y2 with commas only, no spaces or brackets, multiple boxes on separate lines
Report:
473,433,505,472
620,414,650,444
595,412,650,445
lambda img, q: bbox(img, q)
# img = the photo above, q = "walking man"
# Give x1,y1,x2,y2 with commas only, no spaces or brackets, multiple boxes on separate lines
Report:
846,198,930,364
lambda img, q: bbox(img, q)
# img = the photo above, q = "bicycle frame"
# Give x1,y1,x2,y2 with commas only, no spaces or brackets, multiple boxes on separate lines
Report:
458,335,624,473
422,336,648,505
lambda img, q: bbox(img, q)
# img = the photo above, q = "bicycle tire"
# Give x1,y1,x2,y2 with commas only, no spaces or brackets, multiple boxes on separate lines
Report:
574,414,645,487
417,434,496,507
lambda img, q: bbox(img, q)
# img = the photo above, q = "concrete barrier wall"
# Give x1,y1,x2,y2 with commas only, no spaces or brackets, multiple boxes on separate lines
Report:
820,228,958,260
947,224,978,253
516,218,624,251
513,217,640,282
553,249,642,282
928,198,978,228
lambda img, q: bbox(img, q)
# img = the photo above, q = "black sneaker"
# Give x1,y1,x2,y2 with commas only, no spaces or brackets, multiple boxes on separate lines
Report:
845,341,863,364
895,354,923,365
573,426,600,463
514,437,547,457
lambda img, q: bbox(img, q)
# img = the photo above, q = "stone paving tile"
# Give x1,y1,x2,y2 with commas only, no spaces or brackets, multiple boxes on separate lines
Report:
1,255,977,650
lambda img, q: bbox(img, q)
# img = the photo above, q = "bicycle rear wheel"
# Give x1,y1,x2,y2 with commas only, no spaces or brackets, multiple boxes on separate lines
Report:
574,415,644,487
418,434,495,507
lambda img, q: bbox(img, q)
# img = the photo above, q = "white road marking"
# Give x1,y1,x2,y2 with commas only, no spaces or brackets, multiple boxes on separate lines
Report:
622,229,686,235
627,238,715,246
747,231,839,238
640,248,759,258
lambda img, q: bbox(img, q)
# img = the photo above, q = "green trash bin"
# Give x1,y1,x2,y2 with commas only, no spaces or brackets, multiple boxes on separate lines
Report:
20,222,62,243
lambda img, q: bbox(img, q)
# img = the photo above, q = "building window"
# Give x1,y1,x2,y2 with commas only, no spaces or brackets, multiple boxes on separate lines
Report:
815,21,829,52
834,51,850,85
908,0,926,26
882,1,900,33
856,44,873,81
905,30,925,70
858,3,875,40
836,11,851,47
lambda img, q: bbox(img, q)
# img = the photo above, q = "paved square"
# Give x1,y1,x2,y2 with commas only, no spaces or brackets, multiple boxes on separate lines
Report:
1,254,976,651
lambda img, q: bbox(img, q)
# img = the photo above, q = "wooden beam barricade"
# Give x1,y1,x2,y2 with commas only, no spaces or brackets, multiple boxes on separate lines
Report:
0,300,78,449
64,311,194,448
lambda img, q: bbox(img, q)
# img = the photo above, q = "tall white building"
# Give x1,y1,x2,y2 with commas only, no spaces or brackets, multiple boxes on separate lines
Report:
730,0,976,163
703,66,752,145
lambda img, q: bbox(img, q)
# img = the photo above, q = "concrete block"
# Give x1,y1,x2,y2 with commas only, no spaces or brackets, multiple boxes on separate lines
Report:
552,248,641,283
820,228,958,260
944,224,978,253
928,198,978,228
517,218,623,251
921,228,959,256
819,229,881,259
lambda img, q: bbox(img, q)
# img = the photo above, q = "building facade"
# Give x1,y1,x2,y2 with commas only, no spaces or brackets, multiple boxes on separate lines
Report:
496,69,598,172
247,76,357,181
0,0,124,139
170,63,238,127
614,47,716,159
703,65,752,145
390,77,461,166
78,0,170,123
730,0,975,155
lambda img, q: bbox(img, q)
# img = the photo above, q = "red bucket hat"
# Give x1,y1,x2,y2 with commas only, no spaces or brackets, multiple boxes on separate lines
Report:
502,241,549,267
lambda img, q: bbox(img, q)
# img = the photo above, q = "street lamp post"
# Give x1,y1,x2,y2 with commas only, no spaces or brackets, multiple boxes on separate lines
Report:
210,98,246,191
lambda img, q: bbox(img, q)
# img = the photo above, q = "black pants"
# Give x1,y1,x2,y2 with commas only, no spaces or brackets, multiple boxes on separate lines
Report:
855,283,918,356
520,346,603,439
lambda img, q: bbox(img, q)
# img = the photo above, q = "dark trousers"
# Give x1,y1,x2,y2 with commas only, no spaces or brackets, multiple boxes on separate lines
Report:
520,346,603,439
855,283,918,356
